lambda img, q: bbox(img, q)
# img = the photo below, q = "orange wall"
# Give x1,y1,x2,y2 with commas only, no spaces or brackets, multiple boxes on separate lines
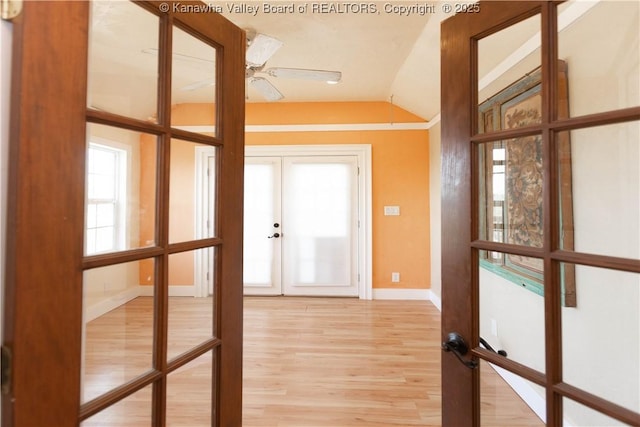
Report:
138,134,197,287
152,101,431,290
244,102,431,290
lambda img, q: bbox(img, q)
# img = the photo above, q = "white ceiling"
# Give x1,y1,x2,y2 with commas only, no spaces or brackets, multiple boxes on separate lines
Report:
89,1,624,123
218,4,435,110
88,0,456,122
217,1,463,120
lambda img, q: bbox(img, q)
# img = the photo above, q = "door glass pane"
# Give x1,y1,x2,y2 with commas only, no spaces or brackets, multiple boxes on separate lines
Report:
558,1,640,117
478,140,544,249
169,139,216,243
168,249,215,360
562,263,639,414
171,26,217,136
478,14,541,134
244,160,279,288
285,160,354,287
80,384,152,427
166,352,214,425
563,397,629,427
87,1,158,122
82,260,155,403
480,361,545,426
479,251,545,372
557,122,640,259
85,124,158,255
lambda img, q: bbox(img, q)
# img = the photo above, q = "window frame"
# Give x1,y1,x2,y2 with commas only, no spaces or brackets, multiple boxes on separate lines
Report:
85,139,129,256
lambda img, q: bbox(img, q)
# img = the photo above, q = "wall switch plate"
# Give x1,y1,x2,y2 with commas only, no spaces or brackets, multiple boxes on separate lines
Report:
384,206,400,216
391,272,400,282
491,319,498,337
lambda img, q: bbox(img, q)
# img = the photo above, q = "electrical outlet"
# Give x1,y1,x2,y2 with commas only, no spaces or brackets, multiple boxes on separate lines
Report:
391,272,400,283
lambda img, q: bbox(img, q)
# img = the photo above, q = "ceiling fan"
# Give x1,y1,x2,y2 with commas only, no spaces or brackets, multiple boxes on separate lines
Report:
178,30,342,101
243,29,342,101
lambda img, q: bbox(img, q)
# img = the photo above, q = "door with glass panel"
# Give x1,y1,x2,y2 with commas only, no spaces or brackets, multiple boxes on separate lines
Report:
243,157,283,295
441,1,639,426
244,156,359,297
3,1,245,425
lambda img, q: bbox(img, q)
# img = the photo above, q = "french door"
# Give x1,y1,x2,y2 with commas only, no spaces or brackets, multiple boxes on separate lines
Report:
441,1,639,426
244,155,359,297
2,1,245,425
243,157,283,295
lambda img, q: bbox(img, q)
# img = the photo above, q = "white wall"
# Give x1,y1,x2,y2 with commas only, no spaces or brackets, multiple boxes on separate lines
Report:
476,2,640,425
480,121,640,424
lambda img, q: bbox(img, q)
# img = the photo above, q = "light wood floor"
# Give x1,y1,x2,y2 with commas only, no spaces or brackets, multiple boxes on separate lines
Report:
243,297,543,427
83,296,544,426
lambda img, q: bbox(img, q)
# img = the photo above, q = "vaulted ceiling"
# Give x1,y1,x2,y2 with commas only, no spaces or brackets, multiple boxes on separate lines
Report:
88,0,455,122
216,2,445,120
88,1,628,123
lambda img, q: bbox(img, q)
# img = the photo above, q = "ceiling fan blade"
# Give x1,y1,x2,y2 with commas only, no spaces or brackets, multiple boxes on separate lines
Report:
180,79,215,91
246,33,283,67
250,77,284,102
264,67,342,83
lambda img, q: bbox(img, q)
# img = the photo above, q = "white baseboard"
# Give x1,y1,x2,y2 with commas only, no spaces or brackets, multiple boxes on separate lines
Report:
491,364,547,424
491,364,577,426
84,287,140,322
372,288,430,300
86,285,197,322
429,289,442,311
432,290,573,426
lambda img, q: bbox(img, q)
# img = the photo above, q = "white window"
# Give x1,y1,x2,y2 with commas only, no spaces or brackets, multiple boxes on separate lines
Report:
491,144,506,262
85,142,127,255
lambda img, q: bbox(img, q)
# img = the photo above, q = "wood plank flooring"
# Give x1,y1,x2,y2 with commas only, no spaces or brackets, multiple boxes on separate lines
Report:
82,296,544,426
242,297,441,426
243,297,543,427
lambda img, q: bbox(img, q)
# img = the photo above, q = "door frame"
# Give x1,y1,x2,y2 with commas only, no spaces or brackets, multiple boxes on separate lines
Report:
2,1,245,425
195,144,372,299
441,2,640,426
247,144,372,300
194,146,216,297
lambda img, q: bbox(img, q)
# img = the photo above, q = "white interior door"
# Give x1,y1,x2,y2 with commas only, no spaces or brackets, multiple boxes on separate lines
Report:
282,156,359,296
243,157,282,295
243,155,359,297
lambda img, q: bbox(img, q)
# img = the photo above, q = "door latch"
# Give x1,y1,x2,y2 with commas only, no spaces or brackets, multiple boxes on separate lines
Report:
442,332,478,369
268,223,281,238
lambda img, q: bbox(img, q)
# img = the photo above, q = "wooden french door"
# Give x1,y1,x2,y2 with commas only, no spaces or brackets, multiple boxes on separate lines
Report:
441,1,639,426
2,1,245,425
